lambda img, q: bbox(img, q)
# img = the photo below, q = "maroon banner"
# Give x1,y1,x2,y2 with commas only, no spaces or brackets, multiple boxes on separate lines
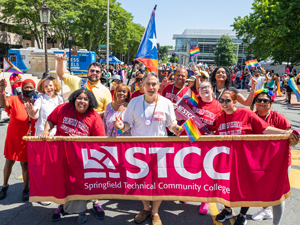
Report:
26,136,290,207
175,99,211,134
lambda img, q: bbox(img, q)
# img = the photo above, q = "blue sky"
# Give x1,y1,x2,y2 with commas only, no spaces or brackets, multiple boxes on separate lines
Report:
117,0,254,47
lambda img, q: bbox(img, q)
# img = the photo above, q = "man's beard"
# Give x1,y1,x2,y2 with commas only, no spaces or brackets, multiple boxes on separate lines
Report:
88,76,100,82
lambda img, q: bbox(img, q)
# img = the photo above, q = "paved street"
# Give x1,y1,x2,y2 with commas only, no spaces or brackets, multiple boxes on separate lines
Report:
0,96,299,225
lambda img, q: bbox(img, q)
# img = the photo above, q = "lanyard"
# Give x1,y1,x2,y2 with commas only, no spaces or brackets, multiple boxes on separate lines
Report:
257,111,270,121
73,108,88,131
214,87,225,100
143,95,158,126
171,84,185,102
224,113,228,135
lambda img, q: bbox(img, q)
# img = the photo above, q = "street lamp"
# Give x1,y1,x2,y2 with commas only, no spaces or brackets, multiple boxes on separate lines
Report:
39,0,51,77
68,33,72,73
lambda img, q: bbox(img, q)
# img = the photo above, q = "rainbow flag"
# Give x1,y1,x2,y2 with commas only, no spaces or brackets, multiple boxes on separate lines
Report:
182,118,201,143
245,59,259,68
189,47,200,56
182,89,199,107
117,129,125,135
288,78,300,102
3,58,24,74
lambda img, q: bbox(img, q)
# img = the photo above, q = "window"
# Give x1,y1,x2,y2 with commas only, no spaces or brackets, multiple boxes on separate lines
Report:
10,56,16,61
80,56,86,62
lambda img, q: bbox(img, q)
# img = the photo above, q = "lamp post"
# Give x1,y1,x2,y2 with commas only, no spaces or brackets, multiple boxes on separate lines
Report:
106,0,109,70
39,0,51,77
68,33,72,73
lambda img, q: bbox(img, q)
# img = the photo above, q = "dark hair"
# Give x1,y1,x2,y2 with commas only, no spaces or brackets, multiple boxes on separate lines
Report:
88,62,102,71
68,88,98,111
210,66,231,89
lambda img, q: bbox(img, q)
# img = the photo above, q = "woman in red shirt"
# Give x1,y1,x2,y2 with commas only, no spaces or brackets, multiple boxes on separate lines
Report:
251,88,291,225
131,72,144,98
0,78,36,202
39,88,105,224
214,90,298,225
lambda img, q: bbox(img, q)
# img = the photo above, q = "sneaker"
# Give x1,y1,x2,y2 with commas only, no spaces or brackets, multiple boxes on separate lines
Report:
215,208,233,222
251,208,273,221
134,208,152,224
199,202,209,215
92,203,105,220
51,205,66,222
0,185,9,200
234,214,247,225
22,189,29,201
77,212,87,224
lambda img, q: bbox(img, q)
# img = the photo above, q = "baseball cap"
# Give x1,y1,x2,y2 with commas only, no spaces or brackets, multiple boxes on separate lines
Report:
112,75,121,81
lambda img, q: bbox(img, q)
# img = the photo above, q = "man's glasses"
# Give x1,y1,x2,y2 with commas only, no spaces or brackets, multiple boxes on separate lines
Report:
219,98,232,104
76,97,89,102
255,98,271,103
89,69,101,74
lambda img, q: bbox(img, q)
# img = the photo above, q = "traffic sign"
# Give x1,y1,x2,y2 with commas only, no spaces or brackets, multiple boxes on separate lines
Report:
99,44,107,48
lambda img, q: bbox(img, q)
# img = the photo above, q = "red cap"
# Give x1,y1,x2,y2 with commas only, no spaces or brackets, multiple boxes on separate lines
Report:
21,79,36,88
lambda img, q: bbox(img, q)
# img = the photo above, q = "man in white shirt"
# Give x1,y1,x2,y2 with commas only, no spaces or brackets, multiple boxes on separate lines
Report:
249,69,265,91
114,72,182,225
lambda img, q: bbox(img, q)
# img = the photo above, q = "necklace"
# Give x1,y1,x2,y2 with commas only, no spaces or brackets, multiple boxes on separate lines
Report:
171,84,185,102
143,95,158,126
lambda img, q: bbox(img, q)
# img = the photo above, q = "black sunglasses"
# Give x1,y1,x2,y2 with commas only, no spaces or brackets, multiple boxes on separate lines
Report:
89,69,101,74
219,98,232,104
136,78,143,82
255,98,271,103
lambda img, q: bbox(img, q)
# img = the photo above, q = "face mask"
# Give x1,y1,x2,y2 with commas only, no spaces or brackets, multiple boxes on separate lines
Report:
23,90,35,98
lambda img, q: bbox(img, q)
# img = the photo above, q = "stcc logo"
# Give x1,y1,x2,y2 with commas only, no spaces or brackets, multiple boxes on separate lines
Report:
81,146,231,180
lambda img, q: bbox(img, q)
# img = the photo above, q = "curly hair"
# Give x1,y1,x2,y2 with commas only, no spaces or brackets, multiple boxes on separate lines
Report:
37,77,61,94
210,66,231,89
113,83,131,103
68,88,98,111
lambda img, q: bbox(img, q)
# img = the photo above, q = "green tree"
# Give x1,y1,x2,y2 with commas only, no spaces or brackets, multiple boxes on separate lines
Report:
158,45,172,56
232,0,300,65
214,35,237,66
169,56,179,63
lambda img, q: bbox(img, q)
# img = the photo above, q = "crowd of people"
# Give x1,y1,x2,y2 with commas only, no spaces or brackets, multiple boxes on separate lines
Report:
0,54,299,225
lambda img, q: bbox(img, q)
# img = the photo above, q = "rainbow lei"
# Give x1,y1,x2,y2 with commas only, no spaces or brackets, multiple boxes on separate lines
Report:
254,88,276,101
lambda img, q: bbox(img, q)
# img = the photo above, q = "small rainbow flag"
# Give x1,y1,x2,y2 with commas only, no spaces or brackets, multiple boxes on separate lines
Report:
3,58,24,74
117,129,125,135
182,89,199,107
189,47,200,56
182,118,201,143
245,59,259,68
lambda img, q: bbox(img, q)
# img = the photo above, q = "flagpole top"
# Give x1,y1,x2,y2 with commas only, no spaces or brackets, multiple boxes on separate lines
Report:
154,5,157,10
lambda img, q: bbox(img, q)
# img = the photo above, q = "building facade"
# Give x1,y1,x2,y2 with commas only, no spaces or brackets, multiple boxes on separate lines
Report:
173,29,252,66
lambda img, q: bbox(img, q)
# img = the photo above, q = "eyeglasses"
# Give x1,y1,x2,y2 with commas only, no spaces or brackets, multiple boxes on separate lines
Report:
136,78,143,82
89,69,101,74
255,98,271,103
145,82,158,87
199,85,210,91
219,98,232,104
113,80,121,83
169,78,175,81
76,97,89,102
201,76,207,79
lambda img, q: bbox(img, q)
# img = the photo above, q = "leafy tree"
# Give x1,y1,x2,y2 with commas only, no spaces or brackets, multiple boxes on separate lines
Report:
232,0,300,65
169,56,179,63
161,54,168,63
214,35,237,66
158,45,172,56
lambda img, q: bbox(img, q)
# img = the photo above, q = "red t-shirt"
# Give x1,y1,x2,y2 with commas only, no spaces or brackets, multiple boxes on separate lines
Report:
162,84,190,103
192,98,221,134
47,103,105,136
231,74,236,82
215,108,269,135
10,74,22,89
256,110,292,165
132,90,144,99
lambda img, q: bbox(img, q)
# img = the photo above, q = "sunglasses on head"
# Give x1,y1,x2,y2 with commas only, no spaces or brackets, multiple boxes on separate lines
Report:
219,98,232,104
255,98,271,103
136,78,143,82
89,69,101,74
